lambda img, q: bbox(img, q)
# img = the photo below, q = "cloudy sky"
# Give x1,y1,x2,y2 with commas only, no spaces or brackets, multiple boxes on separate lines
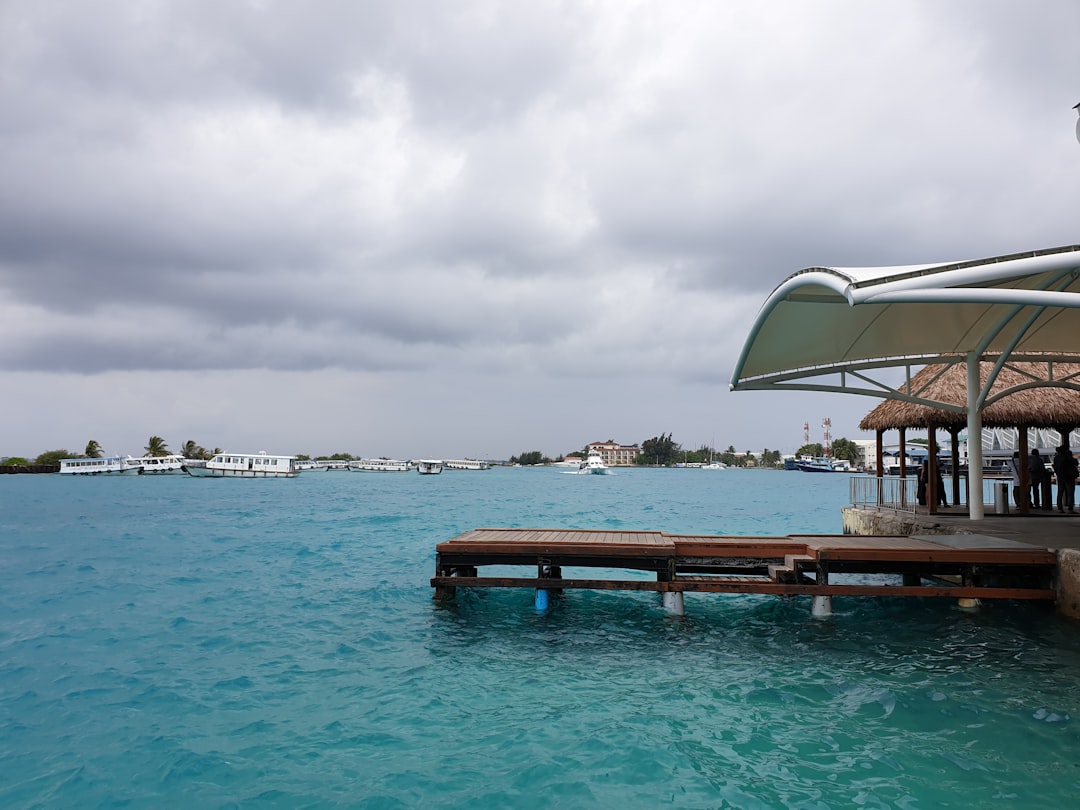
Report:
2,0,1079,461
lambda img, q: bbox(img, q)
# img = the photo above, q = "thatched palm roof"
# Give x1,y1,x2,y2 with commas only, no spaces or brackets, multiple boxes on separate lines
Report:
859,361,1080,431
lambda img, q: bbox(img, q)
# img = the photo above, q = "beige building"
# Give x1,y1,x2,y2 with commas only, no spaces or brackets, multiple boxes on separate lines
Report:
586,440,640,467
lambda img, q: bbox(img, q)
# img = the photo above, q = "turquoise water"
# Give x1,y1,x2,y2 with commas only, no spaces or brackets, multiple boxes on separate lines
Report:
2,468,1079,808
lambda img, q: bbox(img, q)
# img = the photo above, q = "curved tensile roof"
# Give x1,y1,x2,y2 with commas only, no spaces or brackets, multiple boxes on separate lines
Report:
859,360,1080,431
730,245,1080,403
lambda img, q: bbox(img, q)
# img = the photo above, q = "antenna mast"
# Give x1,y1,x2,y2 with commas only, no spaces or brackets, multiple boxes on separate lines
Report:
822,417,832,456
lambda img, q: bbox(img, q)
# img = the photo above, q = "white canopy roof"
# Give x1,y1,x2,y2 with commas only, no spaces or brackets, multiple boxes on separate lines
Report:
730,244,1080,400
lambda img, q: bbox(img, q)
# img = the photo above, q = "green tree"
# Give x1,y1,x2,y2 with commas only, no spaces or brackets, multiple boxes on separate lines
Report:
511,451,545,465
638,433,680,466
796,443,824,458
760,448,783,468
3,457,30,466
720,445,739,467
84,440,102,458
145,436,169,457
36,449,73,465
180,440,205,459
830,437,859,463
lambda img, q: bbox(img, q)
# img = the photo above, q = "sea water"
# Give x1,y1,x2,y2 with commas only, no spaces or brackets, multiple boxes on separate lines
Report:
1,468,1078,808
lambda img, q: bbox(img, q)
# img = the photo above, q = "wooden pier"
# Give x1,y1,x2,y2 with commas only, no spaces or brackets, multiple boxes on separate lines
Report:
431,528,1057,610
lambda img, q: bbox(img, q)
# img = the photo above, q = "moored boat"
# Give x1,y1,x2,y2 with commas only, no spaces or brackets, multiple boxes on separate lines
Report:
794,456,850,473
444,459,491,471
131,454,188,474
184,452,300,478
348,459,413,472
416,459,444,475
58,455,143,475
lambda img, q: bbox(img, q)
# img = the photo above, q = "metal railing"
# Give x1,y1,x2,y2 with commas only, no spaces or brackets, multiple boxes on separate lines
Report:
850,475,918,513
852,473,1017,514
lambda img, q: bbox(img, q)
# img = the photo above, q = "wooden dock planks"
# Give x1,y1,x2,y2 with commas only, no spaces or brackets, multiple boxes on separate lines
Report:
432,528,1058,602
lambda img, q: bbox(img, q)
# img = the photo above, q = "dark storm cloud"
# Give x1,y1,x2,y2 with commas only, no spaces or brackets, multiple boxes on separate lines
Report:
2,0,1080,459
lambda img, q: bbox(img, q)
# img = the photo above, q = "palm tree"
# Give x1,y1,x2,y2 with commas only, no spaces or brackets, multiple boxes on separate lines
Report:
181,440,198,458
145,436,169,457
84,440,102,458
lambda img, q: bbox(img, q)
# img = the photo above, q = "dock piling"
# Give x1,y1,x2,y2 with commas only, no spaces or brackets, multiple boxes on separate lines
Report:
811,595,833,618
661,591,685,615
535,588,550,611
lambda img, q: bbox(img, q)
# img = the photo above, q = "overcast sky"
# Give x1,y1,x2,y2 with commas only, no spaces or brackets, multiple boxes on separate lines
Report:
2,0,1079,460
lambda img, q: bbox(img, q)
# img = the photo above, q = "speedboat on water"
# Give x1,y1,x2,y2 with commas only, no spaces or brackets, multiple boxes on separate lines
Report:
184,452,300,478
576,450,611,475
58,455,143,475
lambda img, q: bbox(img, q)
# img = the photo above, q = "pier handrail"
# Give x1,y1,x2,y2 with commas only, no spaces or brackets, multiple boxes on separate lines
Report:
850,475,917,513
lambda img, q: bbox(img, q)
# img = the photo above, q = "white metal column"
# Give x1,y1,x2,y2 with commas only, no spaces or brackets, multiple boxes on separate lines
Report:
967,352,985,520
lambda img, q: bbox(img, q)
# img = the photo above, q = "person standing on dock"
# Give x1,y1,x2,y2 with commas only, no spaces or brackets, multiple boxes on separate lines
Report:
917,459,947,507
1010,451,1025,509
1053,446,1078,513
1029,449,1045,509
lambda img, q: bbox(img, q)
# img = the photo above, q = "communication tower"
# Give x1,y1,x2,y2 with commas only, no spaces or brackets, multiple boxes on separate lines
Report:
803,421,810,446
822,417,832,456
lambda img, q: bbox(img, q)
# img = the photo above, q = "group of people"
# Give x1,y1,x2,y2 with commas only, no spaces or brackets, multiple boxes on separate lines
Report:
1008,446,1079,512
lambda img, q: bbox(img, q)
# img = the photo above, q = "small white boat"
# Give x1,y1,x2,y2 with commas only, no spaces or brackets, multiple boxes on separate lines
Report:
575,450,610,475
348,459,413,472
131,454,188,474
58,455,143,475
444,459,491,471
184,452,300,478
701,460,727,470
296,460,330,472
416,459,443,475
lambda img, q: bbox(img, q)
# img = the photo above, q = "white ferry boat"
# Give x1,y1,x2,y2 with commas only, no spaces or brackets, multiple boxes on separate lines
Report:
58,456,142,475
184,452,300,478
348,459,413,472
444,459,491,471
416,459,444,475
131,454,187,474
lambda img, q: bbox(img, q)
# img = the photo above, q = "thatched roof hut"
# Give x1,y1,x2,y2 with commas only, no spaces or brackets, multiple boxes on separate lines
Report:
860,361,1080,432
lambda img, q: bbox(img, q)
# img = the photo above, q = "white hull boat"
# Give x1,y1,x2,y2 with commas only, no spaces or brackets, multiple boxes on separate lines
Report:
416,460,444,475
349,459,413,473
184,452,300,478
575,451,611,475
58,456,143,475
132,454,188,474
444,459,491,470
